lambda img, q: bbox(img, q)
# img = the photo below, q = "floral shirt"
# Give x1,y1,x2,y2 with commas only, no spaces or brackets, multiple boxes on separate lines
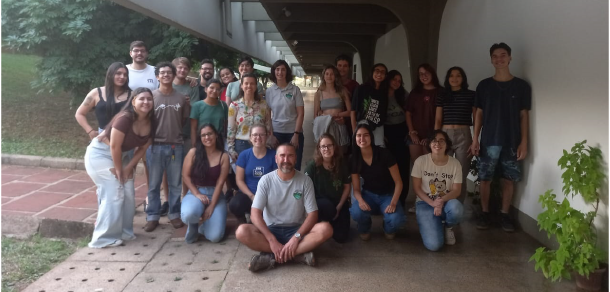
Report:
227,98,271,157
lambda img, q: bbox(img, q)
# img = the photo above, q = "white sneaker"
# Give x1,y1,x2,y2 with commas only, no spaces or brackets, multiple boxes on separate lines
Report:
444,227,456,245
106,239,123,248
408,206,416,213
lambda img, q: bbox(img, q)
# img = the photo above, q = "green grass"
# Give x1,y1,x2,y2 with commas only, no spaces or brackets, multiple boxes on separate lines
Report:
1,235,89,291
1,53,92,158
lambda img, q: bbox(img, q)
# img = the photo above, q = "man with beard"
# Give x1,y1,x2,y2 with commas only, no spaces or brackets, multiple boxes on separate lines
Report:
127,41,159,91
235,144,333,272
197,59,215,101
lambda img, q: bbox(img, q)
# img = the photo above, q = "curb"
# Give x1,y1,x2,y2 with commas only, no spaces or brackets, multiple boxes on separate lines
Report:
1,213,93,239
2,154,145,174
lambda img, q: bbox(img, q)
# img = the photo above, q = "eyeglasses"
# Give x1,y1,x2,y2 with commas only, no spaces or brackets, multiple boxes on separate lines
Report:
159,71,173,76
319,144,334,150
251,133,266,138
131,49,146,54
431,139,446,145
201,133,215,138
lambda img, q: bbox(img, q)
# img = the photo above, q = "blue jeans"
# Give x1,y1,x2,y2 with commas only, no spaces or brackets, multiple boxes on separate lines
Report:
180,188,227,243
146,144,183,221
273,132,304,171
416,199,464,251
268,225,301,245
350,189,406,234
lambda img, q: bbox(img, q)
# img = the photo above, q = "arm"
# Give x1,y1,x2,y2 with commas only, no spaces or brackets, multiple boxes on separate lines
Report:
406,111,420,144
412,176,435,207
226,104,238,161
235,166,255,199
74,89,99,140
313,90,321,119
384,164,403,213
469,108,483,156
190,119,198,148
202,153,230,221
290,106,304,149
182,149,210,205
434,107,443,130
350,111,357,132
517,110,529,160
124,138,152,180
335,184,351,219
442,182,462,201
109,127,126,184
338,88,352,118
351,173,370,211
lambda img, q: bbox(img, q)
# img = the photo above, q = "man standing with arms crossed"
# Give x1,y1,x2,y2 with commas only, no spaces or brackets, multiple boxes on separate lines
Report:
470,43,531,232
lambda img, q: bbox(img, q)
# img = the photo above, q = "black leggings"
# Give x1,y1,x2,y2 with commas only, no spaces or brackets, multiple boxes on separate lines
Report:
316,197,350,243
228,191,252,219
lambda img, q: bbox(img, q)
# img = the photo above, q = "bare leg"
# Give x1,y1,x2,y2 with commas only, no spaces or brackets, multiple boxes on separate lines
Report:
235,224,273,252
409,145,425,164
501,178,514,213
480,180,491,212
294,222,333,255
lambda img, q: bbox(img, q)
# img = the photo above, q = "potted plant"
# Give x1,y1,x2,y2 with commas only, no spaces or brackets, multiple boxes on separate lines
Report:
530,140,607,291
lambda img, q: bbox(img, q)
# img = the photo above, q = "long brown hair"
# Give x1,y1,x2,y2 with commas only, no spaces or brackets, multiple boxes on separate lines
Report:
313,133,343,180
318,65,349,105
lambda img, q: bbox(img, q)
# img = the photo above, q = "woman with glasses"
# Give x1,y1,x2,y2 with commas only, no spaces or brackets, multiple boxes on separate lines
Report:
304,134,351,243
350,124,405,241
434,67,475,203
228,124,277,223
227,73,273,163
180,124,230,243
412,130,464,251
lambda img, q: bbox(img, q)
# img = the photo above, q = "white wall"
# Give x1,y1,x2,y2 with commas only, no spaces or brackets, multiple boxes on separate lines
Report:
352,52,363,84
438,0,608,250
374,24,412,90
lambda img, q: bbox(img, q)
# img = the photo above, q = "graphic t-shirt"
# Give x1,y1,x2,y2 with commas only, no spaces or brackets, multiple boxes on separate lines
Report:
304,160,350,205
252,171,317,226
351,84,388,129
127,64,158,91
386,93,407,125
236,148,277,194
152,89,190,144
411,154,462,202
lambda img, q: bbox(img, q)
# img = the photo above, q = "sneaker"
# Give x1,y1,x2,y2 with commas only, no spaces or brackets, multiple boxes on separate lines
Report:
294,251,315,266
359,233,371,241
144,220,159,232
106,239,123,247
384,233,396,240
476,212,490,230
248,253,275,272
501,213,515,232
160,201,169,216
170,218,185,229
408,206,416,213
444,227,456,245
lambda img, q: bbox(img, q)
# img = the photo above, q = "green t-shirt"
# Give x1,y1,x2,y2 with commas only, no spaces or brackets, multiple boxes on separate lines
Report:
304,160,350,205
173,82,200,137
189,100,228,138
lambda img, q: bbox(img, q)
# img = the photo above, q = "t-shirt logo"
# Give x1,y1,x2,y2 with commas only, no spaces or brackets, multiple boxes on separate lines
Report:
253,166,264,177
424,96,430,102
285,93,293,99
148,79,154,84
293,191,302,200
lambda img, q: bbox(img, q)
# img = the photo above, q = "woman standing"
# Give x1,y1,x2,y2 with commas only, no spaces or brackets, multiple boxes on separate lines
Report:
349,124,406,241
382,70,410,207
412,130,464,251
76,62,131,138
350,63,388,147
218,67,238,105
229,124,277,223
180,124,230,243
84,87,154,248
266,60,305,170
312,65,352,153
227,73,273,163
434,67,475,203
406,63,442,162
304,134,351,243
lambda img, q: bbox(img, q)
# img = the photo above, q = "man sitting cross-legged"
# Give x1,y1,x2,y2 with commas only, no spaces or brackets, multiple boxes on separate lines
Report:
235,143,333,272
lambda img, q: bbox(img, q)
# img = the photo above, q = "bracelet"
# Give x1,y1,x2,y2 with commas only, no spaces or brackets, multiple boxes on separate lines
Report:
294,131,301,135
87,129,94,134
409,131,417,135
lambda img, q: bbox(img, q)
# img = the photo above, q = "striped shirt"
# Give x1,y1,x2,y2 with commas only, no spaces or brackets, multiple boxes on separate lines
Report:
436,89,475,126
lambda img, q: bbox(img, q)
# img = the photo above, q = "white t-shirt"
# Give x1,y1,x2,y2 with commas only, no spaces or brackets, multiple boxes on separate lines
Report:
252,170,317,226
265,83,304,133
412,154,463,202
127,64,158,91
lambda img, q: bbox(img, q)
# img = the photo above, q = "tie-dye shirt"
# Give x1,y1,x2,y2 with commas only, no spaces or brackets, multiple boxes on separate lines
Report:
227,98,271,158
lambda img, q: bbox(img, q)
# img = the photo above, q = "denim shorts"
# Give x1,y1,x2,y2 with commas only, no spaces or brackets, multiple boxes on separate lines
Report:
478,146,521,182
267,225,301,244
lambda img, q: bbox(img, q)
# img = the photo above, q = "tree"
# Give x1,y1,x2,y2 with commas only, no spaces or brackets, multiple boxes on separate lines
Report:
2,0,199,106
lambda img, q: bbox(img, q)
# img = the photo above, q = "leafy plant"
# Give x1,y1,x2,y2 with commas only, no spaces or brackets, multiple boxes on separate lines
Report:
530,140,606,281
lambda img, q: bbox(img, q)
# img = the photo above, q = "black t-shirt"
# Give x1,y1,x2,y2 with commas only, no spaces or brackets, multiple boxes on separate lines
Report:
475,77,531,148
351,84,388,129
436,89,475,126
351,146,397,195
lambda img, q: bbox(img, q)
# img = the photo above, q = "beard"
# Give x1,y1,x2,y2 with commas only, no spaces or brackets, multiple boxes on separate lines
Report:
203,72,213,80
279,162,294,174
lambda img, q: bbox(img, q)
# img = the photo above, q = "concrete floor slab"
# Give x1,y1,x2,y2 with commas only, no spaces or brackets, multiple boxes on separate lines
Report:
124,270,227,292
144,238,239,273
69,231,172,262
22,261,145,292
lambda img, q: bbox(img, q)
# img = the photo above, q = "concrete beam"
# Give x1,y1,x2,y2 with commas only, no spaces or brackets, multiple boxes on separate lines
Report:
242,2,271,21
263,3,399,24
281,22,387,36
255,21,278,32
264,32,284,41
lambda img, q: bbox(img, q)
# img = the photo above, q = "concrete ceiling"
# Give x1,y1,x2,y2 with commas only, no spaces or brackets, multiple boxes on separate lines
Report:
259,2,400,75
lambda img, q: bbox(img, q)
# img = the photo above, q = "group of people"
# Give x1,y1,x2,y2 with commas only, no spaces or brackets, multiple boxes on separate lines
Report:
76,40,531,273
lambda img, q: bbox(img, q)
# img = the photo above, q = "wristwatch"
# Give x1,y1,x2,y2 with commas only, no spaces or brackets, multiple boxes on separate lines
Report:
294,232,302,241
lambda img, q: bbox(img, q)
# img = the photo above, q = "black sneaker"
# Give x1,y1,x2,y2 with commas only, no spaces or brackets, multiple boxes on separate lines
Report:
248,252,275,272
160,201,169,216
501,213,515,232
476,212,490,230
